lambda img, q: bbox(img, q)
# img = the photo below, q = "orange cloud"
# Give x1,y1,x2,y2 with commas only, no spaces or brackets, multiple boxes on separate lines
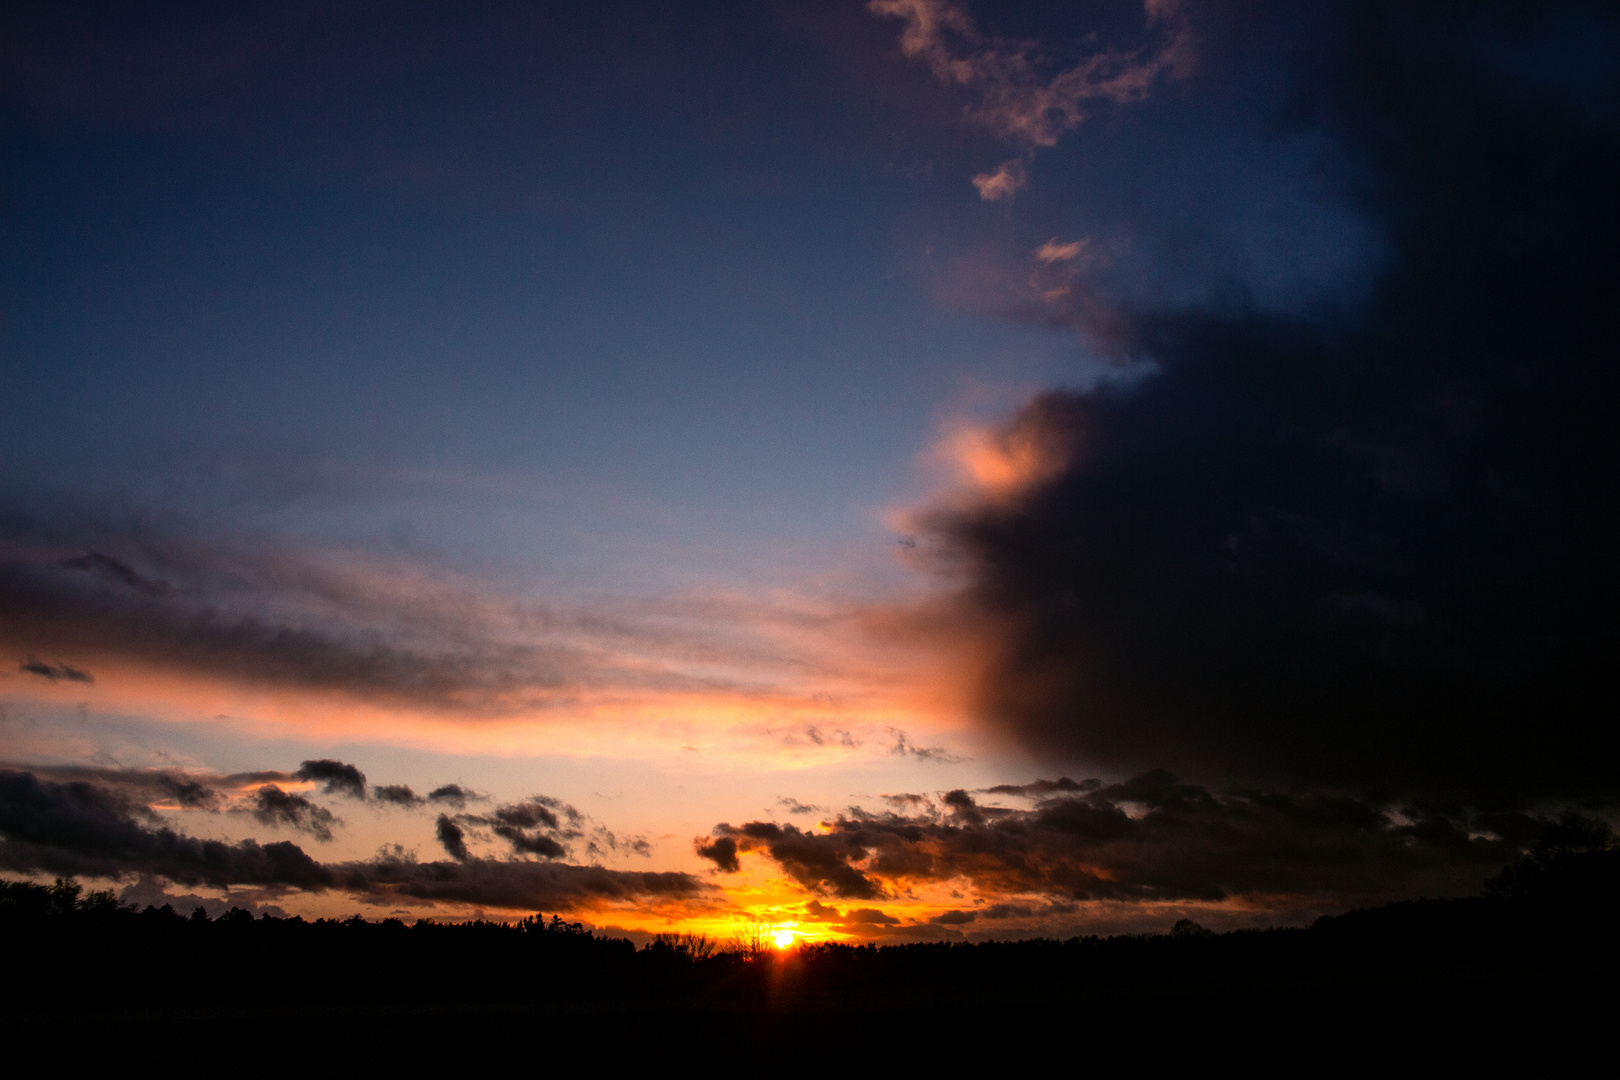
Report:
932,414,1078,500
1,528,973,764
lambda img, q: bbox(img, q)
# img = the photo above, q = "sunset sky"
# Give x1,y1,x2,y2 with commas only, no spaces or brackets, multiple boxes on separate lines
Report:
3,0,1616,943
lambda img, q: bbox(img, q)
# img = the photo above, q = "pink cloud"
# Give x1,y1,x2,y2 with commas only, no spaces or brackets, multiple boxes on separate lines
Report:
870,0,1191,199
971,158,1027,202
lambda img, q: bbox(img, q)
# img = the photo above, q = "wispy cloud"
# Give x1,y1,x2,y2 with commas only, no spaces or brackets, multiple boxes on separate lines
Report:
870,0,1189,199
970,158,1027,202
887,727,961,763
1034,238,1087,264
0,510,946,759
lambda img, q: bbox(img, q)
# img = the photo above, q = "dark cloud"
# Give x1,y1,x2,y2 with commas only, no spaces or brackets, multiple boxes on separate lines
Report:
294,760,367,800
799,900,845,922
436,814,470,862
436,794,642,865
794,899,959,942
844,907,900,926
373,784,423,807
705,773,1542,908
705,821,881,899
490,798,562,831
487,797,574,858
919,2,1620,803
0,769,333,890
496,827,566,859
442,796,582,861
337,851,708,913
19,658,92,683
940,787,1019,827
245,785,338,842
984,779,1096,798
930,909,976,926
0,768,699,914
426,784,476,809
776,797,823,816
5,762,265,812
694,836,739,874
797,900,900,929
157,775,220,810
364,782,481,809
222,770,300,787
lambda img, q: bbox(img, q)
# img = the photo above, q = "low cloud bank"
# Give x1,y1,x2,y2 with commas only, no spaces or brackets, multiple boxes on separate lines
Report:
0,770,333,890
701,774,1543,908
337,854,706,912
0,768,704,914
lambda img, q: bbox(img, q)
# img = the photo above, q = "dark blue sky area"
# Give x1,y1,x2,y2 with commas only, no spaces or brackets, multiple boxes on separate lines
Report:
0,3,1077,584
0,0,1375,586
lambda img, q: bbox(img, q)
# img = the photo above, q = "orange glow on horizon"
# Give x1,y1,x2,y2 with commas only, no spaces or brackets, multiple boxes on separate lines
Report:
0,648,968,765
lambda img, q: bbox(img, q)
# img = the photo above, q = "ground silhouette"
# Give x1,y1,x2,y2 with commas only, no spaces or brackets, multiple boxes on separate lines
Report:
3,843,1616,1072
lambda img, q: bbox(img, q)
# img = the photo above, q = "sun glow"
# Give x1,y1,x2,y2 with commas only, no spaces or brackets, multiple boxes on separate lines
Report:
773,929,796,949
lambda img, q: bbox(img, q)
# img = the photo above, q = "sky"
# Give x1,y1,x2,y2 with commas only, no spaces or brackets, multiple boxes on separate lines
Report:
3,0,1617,943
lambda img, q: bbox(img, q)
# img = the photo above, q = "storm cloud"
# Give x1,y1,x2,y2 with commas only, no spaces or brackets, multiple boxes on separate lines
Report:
917,2,1620,802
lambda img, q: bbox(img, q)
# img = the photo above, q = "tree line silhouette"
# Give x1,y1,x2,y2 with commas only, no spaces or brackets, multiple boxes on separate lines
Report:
2,815,1615,1069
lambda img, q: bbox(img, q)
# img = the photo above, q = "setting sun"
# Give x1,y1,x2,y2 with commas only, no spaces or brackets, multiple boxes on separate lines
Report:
773,929,796,950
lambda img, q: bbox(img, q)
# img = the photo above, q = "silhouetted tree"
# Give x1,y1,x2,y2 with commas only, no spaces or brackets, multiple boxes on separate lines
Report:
1485,812,1620,901
726,917,773,961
